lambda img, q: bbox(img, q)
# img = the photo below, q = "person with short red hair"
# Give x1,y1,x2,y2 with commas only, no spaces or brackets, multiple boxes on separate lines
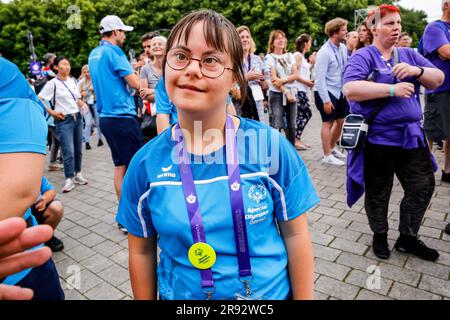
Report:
343,5,444,261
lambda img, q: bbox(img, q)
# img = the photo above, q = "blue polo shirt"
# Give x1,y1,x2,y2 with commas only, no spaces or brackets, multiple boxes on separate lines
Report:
117,117,319,300
88,41,136,117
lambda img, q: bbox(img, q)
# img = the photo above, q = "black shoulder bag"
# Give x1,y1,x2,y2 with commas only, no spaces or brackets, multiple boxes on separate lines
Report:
339,48,399,150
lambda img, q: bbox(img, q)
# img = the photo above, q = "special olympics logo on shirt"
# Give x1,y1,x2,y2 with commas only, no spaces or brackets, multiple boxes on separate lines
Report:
186,194,197,204
248,184,267,204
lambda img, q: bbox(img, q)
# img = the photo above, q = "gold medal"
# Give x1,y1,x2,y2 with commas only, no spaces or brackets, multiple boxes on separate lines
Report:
188,242,217,270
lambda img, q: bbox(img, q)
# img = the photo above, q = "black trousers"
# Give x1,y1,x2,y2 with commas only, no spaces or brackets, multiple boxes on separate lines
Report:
364,143,435,236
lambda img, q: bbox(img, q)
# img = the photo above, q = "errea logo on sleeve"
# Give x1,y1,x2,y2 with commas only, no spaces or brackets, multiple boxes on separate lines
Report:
157,165,177,179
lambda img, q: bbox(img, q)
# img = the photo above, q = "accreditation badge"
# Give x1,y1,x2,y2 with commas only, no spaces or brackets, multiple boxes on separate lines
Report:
188,242,217,270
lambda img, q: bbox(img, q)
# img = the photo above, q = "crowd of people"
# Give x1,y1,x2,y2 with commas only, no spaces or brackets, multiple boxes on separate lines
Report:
1,1,450,300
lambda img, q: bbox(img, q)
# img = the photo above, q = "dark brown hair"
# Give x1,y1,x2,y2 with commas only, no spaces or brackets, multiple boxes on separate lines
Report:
141,31,157,43
162,9,246,104
295,34,312,53
356,20,374,50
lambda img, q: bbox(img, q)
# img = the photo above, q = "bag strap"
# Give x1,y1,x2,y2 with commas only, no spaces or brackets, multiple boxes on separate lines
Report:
51,81,56,110
366,47,399,124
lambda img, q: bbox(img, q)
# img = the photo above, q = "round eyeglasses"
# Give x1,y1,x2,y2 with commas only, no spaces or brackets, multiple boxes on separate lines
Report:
166,49,234,79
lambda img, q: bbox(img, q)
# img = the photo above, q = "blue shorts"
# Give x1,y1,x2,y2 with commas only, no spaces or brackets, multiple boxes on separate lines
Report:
314,91,349,123
100,117,144,167
16,258,65,300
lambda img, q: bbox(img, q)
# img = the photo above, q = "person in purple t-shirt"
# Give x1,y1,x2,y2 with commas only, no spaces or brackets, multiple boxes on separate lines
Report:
423,0,450,185
343,5,444,261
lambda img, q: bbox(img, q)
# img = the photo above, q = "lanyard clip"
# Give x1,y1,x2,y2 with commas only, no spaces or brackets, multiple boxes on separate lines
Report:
239,274,254,298
202,286,216,300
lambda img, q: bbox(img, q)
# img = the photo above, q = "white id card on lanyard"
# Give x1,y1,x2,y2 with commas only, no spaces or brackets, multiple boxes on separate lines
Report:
150,102,157,116
250,85,264,101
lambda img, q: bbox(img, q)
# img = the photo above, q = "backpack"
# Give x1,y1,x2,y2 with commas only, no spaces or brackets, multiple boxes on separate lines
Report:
418,20,447,57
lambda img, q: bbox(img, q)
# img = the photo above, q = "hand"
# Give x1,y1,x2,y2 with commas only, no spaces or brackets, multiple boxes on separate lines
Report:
139,88,154,101
304,80,314,88
51,110,65,121
34,197,46,212
272,78,286,88
324,101,334,115
247,70,264,82
393,82,415,99
392,63,421,80
0,218,53,300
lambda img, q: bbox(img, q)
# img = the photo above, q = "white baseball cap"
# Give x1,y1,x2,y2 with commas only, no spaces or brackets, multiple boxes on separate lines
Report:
99,15,133,34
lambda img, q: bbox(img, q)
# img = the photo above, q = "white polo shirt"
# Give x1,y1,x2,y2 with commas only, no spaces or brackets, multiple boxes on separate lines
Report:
39,77,80,115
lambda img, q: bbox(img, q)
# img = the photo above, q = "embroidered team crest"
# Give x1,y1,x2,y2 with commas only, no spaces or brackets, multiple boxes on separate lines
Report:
248,184,267,204
186,194,197,204
230,181,240,192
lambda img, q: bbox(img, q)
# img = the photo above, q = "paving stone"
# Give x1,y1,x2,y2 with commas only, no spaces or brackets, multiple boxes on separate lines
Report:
330,238,368,256
315,276,360,300
337,252,380,272
310,231,335,246
92,240,123,257
309,221,332,234
356,289,394,300
314,258,351,281
377,262,422,287
55,258,84,280
418,236,450,253
326,226,361,242
389,282,442,300
57,219,77,232
97,263,130,287
64,225,91,239
313,205,344,217
344,269,393,296
347,221,373,235
319,216,351,228
418,274,450,298
312,244,341,262
77,217,101,228
109,249,129,269
78,233,107,248
80,253,115,273
117,280,133,297
313,291,329,300
84,282,125,300
404,256,450,280
340,211,368,224
77,269,104,294
64,244,97,261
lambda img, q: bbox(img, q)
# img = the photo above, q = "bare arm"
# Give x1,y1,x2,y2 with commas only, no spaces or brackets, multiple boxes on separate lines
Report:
128,234,157,300
0,153,45,220
279,214,314,300
156,114,171,134
124,72,140,91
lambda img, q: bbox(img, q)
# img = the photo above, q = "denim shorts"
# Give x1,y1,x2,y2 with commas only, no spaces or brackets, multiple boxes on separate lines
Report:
100,116,144,167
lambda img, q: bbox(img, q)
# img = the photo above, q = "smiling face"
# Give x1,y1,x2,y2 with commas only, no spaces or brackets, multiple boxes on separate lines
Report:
151,37,166,58
164,21,236,116
239,29,251,53
372,12,402,47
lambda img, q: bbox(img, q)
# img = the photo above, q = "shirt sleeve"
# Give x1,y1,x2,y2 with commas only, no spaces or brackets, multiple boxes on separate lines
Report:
155,78,172,115
343,53,372,84
424,22,450,55
117,151,155,238
110,50,134,78
140,64,149,80
314,49,332,103
40,176,54,194
269,131,320,222
411,49,437,69
38,79,56,102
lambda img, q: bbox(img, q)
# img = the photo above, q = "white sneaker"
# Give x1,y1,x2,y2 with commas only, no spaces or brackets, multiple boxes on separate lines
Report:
62,178,75,193
73,172,88,185
332,148,347,159
322,154,345,166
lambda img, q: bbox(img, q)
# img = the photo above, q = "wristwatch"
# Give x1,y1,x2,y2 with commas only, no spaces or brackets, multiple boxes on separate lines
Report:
415,66,425,79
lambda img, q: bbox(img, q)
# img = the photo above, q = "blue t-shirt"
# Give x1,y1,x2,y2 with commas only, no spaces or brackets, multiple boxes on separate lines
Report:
423,20,450,94
40,176,54,194
155,77,178,124
0,57,48,286
117,117,319,300
88,41,136,117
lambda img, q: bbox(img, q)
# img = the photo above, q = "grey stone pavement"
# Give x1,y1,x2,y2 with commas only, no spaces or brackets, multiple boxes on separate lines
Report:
45,107,450,300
